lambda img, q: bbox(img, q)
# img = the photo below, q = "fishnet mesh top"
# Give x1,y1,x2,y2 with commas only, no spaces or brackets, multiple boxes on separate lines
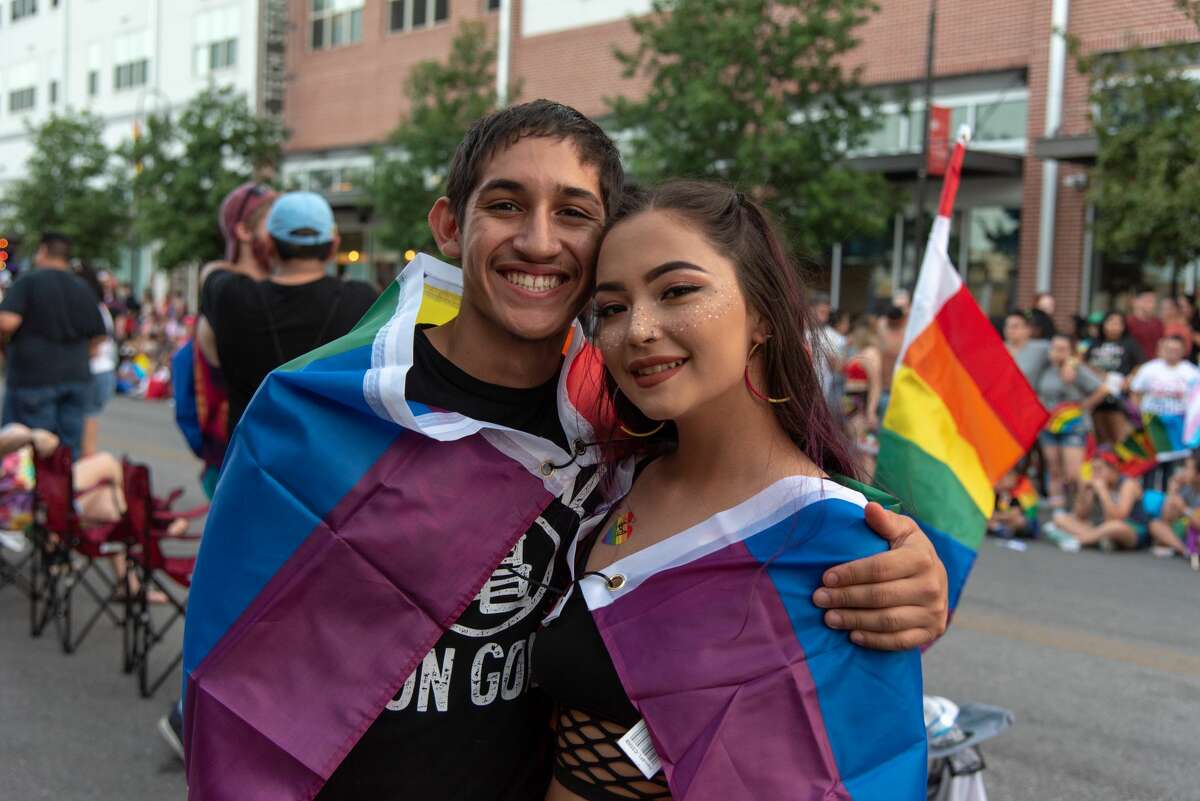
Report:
532,501,672,801
553,706,671,800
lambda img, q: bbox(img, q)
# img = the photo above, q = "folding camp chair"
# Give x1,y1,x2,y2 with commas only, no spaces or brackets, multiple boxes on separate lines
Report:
29,445,132,658
124,461,206,697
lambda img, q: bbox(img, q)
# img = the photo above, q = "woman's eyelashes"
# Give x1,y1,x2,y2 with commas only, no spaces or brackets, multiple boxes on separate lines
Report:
661,284,702,301
596,301,626,319
595,284,703,320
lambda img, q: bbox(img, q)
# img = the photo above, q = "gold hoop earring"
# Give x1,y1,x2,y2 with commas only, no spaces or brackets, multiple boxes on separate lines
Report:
745,342,792,404
611,387,666,437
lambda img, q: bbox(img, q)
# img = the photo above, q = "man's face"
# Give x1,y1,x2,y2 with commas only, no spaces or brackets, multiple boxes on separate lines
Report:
1162,338,1185,365
445,137,605,343
1134,292,1156,317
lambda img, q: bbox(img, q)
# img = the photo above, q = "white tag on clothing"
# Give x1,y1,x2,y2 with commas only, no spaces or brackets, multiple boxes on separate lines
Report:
617,719,662,780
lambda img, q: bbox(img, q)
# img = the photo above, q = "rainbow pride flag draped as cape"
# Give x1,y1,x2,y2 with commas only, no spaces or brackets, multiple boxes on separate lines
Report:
181,256,605,800
877,131,1047,609
567,477,927,800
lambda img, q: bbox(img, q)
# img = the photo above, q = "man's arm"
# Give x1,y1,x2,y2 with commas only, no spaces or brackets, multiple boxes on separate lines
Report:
813,503,949,651
0,311,22,335
196,316,220,366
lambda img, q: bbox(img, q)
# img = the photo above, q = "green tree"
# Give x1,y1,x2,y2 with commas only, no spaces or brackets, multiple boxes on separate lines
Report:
2,113,129,265
124,86,285,270
608,0,893,254
372,21,515,257
1074,36,1200,279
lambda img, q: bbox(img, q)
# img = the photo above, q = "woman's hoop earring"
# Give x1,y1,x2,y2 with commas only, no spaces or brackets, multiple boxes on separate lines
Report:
745,342,792,404
612,387,666,438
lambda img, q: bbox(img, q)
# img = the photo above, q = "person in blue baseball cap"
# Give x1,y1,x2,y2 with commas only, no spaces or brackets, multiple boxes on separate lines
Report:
200,190,379,432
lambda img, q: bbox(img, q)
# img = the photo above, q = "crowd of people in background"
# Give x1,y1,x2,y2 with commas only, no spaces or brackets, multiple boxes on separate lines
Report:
815,285,1200,564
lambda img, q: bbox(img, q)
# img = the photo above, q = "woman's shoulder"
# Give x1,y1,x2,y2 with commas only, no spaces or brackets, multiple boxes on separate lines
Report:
750,476,885,561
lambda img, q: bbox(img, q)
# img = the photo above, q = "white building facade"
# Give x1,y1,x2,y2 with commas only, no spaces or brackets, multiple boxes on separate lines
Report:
0,0,285,286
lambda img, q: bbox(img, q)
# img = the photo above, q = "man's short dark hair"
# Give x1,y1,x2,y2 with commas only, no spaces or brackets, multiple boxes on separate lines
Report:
445,99,625,224
271,236,334,263
38,231,71,261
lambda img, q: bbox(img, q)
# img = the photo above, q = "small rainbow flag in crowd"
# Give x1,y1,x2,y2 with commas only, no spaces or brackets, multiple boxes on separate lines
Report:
1013,475,1039,521
1046,403,1084,435
877,129,1048,610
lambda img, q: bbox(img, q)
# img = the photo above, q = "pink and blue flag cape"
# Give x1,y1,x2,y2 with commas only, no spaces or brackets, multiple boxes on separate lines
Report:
181,256,606,800
565,476,927,800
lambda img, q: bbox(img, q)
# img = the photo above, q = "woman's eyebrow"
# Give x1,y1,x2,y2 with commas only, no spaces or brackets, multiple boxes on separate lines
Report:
595,261,709,294
645,260,709,281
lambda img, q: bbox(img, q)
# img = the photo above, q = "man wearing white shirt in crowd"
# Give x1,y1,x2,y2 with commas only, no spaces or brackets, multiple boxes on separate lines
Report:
1131,335,1200,448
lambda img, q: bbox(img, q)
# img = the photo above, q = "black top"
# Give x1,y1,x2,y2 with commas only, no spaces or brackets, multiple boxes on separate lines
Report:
0,268,105,387
200,270,378,431
316,327,597,801
531,527,640,728
1086,338,1144,376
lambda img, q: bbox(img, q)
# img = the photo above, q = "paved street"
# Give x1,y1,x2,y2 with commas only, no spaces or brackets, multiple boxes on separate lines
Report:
2,396,1198,800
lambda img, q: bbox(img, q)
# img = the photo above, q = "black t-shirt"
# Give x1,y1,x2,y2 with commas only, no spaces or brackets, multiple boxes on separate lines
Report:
201,270,378,431
1086,338,1144,376
316,328,596,801
0,268,105,387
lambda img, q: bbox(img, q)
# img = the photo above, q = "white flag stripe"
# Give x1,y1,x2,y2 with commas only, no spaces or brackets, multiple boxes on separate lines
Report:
895,215,962,368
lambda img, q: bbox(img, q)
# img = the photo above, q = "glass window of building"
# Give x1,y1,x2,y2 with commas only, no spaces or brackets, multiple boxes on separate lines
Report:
11,0,36,22
840,223,898,315
113,30,150,92
859,112,903,155
964,207,1020,317
311,0,363,50
390,0,449,32
48,79,57,105
974,100,1027,143
87,70,99,97
8,86,35,112
194,6,239,76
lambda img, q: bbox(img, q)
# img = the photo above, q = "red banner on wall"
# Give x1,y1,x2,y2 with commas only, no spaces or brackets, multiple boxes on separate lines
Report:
927,105,951,177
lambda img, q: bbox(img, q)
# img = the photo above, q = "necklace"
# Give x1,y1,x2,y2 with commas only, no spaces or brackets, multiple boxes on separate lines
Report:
602,509,636,546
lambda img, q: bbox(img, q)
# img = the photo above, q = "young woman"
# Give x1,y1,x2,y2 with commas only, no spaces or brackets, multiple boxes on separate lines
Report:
1036,334,1108,505
1084,311,1143,444
842,316,883,474
533,182,926,801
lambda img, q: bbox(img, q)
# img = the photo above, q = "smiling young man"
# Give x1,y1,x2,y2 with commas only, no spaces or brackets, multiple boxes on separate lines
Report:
188,101,948,801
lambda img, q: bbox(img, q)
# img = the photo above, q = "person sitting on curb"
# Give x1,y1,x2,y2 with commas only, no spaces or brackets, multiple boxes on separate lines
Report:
1147,451,1199,559
1043,450,1149,552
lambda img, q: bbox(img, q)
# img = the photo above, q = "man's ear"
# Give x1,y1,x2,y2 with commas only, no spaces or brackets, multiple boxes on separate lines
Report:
428,196,462,260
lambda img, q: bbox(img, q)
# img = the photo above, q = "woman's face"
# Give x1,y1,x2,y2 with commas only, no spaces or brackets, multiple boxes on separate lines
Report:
593,210,753,424
1048,336,1072,364
1102,313,1124,341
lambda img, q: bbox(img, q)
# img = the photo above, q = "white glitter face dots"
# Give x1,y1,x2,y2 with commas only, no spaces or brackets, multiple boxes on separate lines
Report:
591,210,756,424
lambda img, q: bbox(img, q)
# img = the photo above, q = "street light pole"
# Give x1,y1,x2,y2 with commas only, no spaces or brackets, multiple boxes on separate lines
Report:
911,0,937,292
496,0,513,108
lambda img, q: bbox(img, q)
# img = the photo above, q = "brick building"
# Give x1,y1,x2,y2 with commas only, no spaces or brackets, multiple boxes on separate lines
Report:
281,0,1200,319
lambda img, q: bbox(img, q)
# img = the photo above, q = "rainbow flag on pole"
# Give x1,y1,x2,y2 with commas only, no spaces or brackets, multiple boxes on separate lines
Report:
877,130,1047,608
181,256,604,799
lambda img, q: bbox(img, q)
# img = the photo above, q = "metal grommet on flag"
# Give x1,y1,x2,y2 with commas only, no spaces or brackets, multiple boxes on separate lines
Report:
539,461,554,477
607,574,626,591
574,439,587,456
